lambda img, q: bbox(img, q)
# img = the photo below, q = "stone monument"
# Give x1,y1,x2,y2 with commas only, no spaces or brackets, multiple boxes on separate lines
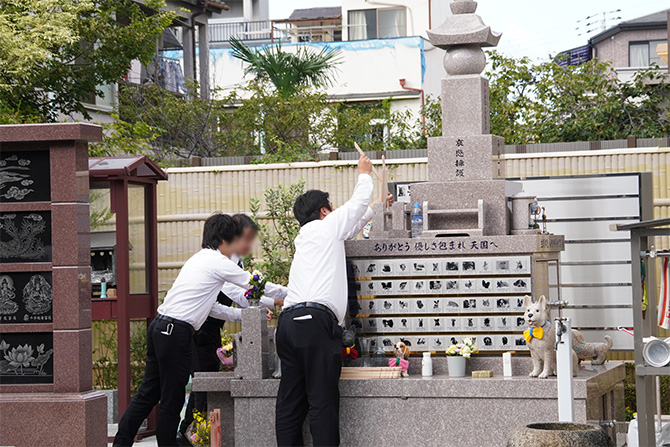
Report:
190,3,624,445
346,0,565,354
0,123,107,446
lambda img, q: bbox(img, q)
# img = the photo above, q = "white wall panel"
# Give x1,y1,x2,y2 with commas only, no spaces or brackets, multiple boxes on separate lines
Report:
512,175,640,198
541,198,640,219
561,241,632,263
563,308,633,328
545,220,636,241
560,286,632,306
560,264,632,285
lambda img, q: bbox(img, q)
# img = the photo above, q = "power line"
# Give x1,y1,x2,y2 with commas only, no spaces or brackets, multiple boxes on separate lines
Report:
576,9,622,36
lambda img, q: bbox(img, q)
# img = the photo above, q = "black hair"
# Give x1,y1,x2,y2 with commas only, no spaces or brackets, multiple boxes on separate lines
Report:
201,213,243,250
233,213,259,232
293,190,331,226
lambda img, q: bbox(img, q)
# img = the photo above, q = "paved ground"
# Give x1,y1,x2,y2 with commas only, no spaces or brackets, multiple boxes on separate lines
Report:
107,424,158,447
107,392,191,447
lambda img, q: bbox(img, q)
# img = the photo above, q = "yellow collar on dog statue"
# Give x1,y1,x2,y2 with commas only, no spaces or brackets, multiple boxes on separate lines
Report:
524,320,550,343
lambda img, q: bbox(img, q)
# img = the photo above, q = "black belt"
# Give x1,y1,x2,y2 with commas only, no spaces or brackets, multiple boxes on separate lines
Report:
283,302,337,322
155,314,195,334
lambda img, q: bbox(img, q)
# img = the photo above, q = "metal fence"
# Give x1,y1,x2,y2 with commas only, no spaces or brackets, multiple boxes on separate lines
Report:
209,20,291,44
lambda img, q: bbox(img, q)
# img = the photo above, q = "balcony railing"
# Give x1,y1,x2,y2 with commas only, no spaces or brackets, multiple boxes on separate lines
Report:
209,20,290,44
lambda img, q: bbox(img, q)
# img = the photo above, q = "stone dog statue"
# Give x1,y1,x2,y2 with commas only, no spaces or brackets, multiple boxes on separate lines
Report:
523,295,577,378
571,330,613,365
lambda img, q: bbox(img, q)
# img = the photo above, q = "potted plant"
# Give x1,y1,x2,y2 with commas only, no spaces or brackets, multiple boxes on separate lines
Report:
445,337,476,377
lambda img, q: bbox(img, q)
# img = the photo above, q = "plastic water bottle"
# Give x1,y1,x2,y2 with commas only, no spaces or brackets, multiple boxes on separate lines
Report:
411,203,423,238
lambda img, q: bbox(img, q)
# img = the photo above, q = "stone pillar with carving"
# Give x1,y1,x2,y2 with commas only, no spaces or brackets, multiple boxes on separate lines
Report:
405,0,508,236
0,123,107,447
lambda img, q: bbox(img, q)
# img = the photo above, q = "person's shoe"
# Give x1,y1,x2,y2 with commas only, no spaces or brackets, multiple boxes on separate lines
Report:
176,431,194,447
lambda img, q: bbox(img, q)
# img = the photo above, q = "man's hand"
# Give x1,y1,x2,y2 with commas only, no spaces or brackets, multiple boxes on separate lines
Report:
266,308,273,322
373,192,394,208
274,299,284,308
358,154,372,175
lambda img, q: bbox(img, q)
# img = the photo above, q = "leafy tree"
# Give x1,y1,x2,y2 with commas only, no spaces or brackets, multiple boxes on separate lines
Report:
486,51,670,144
229,37,342,98
0,0,174,121
247,180,305,285
113,81,245,162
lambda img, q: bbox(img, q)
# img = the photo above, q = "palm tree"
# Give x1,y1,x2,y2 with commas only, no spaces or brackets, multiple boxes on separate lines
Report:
229,37,342,98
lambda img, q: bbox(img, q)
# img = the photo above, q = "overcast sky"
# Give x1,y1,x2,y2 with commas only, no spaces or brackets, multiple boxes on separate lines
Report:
270,0,669,61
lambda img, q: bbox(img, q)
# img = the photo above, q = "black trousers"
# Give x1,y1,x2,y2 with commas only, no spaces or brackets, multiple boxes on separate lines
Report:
275,307,343,447
114,317,193,447
179,323,223,434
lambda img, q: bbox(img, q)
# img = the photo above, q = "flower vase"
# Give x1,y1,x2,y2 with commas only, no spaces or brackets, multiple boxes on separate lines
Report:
447,356,467,377
247,298,261,308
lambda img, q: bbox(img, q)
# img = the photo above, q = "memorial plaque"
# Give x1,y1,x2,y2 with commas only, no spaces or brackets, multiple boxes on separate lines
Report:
0,272,53,324
0,332,54,384
0,211,52,263
0,151,50,203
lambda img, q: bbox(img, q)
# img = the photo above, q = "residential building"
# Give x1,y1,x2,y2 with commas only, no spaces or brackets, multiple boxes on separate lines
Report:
558,10,670,80
195,1,451,145
208,0,273,47
342,0,451,42
67,0,224,124
274,7,343,43
209,0,269,23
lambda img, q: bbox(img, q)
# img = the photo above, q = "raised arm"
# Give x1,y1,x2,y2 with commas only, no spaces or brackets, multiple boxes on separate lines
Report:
325,155,374,240
213,256,288,300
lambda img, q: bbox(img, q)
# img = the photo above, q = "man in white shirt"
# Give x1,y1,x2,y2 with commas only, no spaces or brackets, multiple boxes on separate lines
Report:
178,214,281,442
114,213,287,447
275,154,382,446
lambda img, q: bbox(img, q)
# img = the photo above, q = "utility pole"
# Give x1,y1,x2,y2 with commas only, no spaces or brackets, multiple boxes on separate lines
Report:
576,9,622,36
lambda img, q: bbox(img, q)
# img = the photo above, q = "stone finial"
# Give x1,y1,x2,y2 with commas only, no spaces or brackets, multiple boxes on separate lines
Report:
427,0,501,75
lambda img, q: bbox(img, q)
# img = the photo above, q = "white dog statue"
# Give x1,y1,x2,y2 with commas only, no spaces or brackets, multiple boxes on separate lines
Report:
523,295,577,378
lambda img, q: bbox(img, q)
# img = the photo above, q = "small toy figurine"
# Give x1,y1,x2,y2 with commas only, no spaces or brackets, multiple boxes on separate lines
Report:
342,329,358,360
389,341,410,377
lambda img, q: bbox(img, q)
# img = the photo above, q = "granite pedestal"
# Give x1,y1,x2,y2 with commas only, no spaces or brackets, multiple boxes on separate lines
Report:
194,359,624,447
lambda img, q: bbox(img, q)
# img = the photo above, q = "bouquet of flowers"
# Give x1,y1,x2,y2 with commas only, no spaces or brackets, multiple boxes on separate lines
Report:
189,410,210,447
445,337,477,358
216,342,234,366
244,270,267,307
216,330,235,368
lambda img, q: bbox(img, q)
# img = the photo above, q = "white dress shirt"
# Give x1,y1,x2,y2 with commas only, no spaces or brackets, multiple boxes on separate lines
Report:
283,174,374,324
221,254,276,309
157,248,288,330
